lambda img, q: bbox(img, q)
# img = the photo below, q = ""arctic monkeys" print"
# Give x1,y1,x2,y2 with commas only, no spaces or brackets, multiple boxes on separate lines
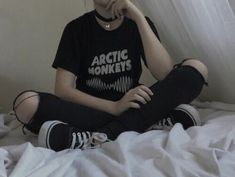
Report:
86,49,133,93
88,49,132,76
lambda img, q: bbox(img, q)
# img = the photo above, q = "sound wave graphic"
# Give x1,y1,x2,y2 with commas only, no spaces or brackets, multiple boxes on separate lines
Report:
86,76,133,93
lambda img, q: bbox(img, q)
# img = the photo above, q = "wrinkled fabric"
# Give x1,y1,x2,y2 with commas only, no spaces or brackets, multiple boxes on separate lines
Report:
0,115,235,177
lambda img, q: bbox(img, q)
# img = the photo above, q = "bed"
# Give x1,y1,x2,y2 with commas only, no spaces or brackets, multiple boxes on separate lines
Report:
0,100,235,177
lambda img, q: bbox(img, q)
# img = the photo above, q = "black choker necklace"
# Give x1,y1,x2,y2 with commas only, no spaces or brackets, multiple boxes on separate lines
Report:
94,10,117,22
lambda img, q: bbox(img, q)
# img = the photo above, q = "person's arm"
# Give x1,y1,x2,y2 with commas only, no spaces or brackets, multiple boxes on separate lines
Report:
55,68,153,117
55,68,116,115
134,14,173,80
109,0,173,80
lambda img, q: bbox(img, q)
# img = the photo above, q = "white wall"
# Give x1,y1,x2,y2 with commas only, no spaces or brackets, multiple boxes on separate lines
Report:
0,0,93,112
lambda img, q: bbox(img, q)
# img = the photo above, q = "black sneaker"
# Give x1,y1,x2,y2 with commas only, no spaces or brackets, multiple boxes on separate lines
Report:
147,104,201,131
38,121,109,151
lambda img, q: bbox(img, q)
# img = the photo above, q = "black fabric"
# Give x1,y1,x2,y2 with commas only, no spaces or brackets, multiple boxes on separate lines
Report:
98,65,205,140
52,10,160,102
94,10,118,22
23,92,116,134
20,65,205,139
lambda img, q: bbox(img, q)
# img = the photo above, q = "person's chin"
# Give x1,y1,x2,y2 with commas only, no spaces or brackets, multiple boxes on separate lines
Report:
94,0,109,7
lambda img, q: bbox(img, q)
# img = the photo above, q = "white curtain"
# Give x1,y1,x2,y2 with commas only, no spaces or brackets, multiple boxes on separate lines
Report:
136,0,235,103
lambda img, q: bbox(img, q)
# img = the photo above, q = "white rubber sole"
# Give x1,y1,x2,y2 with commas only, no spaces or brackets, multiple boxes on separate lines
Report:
38,120,66,149
175,104,201,126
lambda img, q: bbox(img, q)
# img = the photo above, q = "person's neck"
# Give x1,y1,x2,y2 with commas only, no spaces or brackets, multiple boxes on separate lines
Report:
94,5,113,19
94,4,124,31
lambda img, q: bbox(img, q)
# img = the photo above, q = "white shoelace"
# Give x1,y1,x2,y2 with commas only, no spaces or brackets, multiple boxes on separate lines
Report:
70,132,108,150
148,117,174,131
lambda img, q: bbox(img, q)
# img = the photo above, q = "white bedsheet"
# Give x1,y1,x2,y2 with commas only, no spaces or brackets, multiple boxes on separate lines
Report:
0,102,235,177
0,115,10,138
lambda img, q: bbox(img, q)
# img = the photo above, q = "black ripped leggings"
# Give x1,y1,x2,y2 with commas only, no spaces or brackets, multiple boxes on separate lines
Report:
13,63,207,140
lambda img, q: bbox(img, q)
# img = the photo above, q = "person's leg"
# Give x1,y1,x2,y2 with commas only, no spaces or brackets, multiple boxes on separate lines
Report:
13,90,116,134
37,58,208,151
98,59,208,140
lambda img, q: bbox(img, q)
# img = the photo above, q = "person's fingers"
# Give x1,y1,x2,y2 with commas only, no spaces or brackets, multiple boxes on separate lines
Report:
117,9,123,19
114,9,120,19
114,1,124,19
129,102,141,109
136,88,152,101
105,0,116,10
111,3,116,19
118,11,124,18
139,85,154,96
133,94,147,104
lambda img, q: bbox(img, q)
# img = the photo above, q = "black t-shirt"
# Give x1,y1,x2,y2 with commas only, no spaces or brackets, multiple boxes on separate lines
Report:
52,10,160,101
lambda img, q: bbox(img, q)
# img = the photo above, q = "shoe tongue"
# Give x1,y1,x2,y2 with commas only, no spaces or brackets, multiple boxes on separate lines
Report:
167,117,176,125
69,129,94,149
68,128,78,149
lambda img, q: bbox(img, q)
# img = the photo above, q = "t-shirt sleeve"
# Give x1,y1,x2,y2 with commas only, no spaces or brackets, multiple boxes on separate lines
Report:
138,17,161,68
52,22,80,75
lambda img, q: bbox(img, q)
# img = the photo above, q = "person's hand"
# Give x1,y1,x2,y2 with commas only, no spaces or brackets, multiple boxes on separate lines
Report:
112,85,154,116
105,0,143,21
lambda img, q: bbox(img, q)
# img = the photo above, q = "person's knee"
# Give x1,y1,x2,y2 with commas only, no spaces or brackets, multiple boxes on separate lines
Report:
182,59,208,82
13,91,39,124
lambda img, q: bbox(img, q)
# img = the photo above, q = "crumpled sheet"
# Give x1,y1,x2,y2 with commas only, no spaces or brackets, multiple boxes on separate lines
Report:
0,114,235,177
0,114,10,138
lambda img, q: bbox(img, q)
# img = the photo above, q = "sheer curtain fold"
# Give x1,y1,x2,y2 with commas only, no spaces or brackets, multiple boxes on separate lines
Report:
137,0,235,103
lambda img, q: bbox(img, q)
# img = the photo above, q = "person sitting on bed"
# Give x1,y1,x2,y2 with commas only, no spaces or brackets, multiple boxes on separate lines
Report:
12,0,208,151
